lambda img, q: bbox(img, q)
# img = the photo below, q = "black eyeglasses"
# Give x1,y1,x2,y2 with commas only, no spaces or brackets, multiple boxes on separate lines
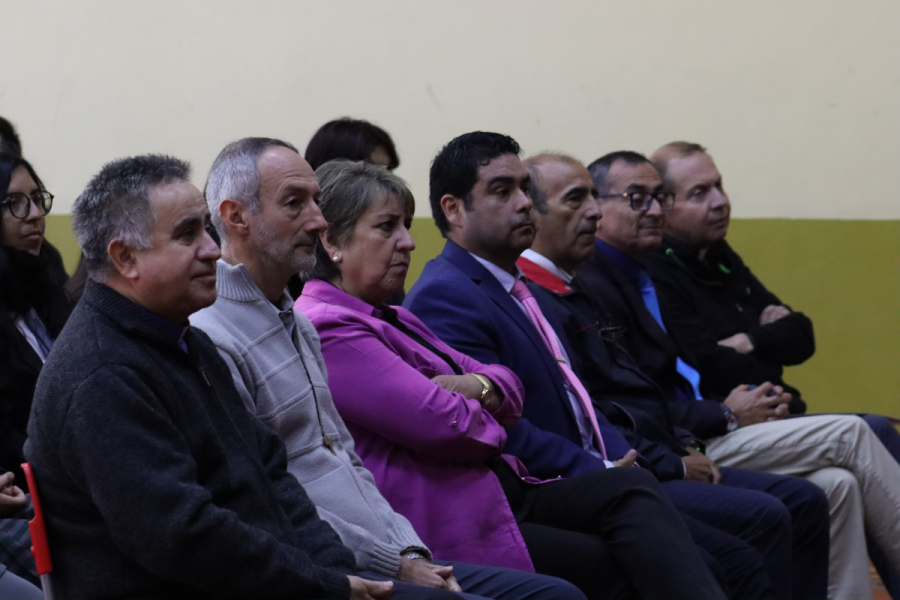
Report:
599,191,675,212
0,191,54,219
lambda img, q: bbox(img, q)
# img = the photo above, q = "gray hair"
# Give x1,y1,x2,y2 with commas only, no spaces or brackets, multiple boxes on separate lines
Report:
204,137,299,239
306,160,415,282
73,154,191,282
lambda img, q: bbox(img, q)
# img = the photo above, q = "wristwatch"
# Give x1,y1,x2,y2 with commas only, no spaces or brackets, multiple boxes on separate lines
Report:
722,405,740,433
401,551,428,561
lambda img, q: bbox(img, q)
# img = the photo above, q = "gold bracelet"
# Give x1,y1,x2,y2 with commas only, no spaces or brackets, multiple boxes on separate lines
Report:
470,373,491,401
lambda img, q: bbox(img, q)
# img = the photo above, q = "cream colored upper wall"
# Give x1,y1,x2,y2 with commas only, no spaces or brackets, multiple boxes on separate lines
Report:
2,0,898,219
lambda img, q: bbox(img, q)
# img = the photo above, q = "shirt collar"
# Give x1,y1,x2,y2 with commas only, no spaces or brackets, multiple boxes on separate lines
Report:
469,252,523,293
137,304,190,352
300,278,383,317
596,239,643,285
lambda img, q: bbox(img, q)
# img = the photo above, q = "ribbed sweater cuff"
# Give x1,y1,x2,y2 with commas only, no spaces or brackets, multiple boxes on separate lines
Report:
364,528,431,577
365,541,404,577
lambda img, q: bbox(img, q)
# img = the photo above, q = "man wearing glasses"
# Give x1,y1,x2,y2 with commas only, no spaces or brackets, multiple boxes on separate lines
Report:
575,149,900,600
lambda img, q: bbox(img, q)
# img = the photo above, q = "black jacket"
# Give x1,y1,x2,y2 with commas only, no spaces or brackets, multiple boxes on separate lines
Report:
576,246,732,439
646,237,811,412
25,280,355,600
520,259,692,481
0,242,71,488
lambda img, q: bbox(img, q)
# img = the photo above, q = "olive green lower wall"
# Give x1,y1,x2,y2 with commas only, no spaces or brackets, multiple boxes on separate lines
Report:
46,215,900,417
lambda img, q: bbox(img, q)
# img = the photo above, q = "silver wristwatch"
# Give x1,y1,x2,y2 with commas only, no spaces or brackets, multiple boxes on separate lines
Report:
722,405,740,432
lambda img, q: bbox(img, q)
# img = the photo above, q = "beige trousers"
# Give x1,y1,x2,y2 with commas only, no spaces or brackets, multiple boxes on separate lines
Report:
705,415,900,600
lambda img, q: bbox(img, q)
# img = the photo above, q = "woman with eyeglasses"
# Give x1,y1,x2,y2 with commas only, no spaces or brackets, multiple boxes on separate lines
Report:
0,154,72,492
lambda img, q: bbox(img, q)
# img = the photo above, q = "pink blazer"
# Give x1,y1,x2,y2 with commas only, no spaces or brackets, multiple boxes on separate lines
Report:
297,280,534,572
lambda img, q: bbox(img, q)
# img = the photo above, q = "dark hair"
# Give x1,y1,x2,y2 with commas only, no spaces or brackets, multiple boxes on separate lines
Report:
0,155,46,213
586,151,652,196
306,160,415,283
428,132,521,235
0,117,22,158
305,118,400,171
0,154,48,252
73,154,192,281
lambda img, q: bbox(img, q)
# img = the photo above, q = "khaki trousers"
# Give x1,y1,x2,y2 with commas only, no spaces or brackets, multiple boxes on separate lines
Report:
705,415,900,600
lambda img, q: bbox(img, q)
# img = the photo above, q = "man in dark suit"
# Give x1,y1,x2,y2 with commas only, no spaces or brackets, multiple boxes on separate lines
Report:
405,132,795,600
575,149,900,600
519,152,829,600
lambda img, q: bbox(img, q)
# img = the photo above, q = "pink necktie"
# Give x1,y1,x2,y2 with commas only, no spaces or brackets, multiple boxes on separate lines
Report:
510,279,607,459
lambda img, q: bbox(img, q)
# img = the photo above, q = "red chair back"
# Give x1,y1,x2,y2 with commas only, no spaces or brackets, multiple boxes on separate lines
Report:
21,462,55,599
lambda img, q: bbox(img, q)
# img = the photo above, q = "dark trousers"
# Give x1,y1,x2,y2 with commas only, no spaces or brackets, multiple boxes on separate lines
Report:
862,413,900,600
719,467,830,600
505,466,726,600
361,560,586,600
664,480,776,600
663,468,830,600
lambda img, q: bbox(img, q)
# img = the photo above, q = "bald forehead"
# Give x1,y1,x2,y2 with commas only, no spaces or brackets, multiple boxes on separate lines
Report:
664,152,720,190
526,155,590,192
257,145,313,178
525,153,584,171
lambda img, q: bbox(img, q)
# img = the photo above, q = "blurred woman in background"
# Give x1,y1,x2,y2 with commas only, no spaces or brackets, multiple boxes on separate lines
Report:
290,117,405,301
0,154,71,485
305,117,400,172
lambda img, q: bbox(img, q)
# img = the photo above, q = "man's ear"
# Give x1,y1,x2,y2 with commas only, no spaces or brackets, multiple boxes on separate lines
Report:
108,239,139,281
440,194,465,231
219,199,250,238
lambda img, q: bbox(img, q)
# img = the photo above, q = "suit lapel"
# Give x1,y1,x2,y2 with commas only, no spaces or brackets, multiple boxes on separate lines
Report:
592,250,678,356
442,242,568,393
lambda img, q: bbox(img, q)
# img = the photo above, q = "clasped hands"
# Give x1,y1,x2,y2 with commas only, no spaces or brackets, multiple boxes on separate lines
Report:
347,557,461,599
724,382,791,427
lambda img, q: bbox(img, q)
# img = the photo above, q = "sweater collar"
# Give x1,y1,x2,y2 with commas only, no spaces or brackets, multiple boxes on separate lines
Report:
213,259,294,311
657,236,735,286
83,278,191,350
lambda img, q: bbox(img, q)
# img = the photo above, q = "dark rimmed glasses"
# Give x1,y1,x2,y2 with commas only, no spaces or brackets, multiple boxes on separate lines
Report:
0,191,54,219
599,191,675,212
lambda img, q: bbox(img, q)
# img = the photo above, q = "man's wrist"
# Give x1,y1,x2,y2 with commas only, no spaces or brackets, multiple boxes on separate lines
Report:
721,404,740,432
401,551,428,561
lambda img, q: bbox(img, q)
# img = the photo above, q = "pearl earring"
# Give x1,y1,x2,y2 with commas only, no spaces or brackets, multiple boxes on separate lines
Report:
333,253,341,261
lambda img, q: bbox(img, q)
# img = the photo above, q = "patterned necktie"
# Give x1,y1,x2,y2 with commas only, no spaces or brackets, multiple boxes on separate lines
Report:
510,279,607,459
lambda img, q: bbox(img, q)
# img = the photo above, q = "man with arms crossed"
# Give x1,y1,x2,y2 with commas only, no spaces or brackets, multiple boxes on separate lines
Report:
646,141,900,599
191,137,583,600
576,149,900,600
25,155,392,600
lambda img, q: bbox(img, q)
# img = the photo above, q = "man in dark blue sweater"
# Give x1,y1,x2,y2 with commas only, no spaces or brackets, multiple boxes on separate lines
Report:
25,155,394,600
